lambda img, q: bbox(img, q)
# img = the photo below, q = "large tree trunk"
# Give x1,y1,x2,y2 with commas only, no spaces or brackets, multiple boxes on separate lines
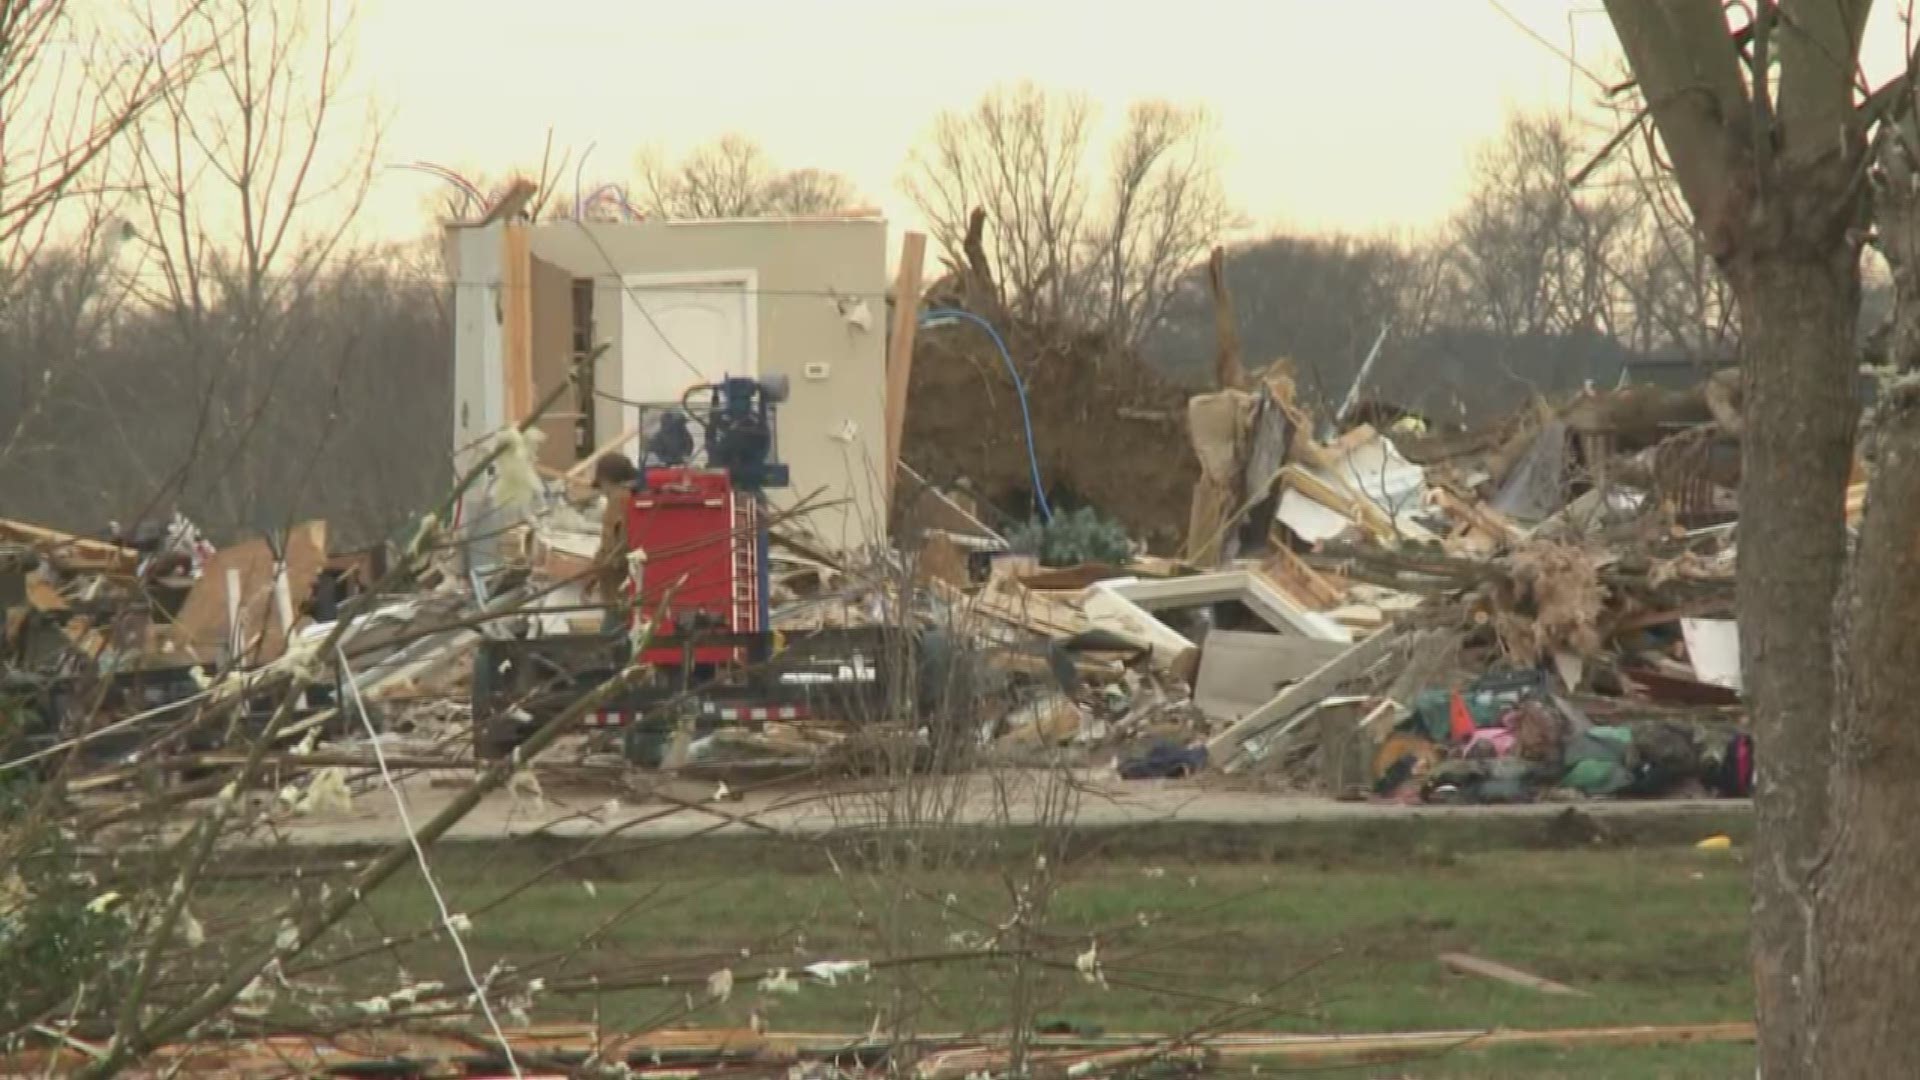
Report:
1599,3,1879,1074
1812,158,1920,1076
1724,197,1860,1078
1817,388,1920,1074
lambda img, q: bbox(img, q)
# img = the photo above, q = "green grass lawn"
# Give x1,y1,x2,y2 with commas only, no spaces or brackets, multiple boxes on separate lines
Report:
211,816,1756,1077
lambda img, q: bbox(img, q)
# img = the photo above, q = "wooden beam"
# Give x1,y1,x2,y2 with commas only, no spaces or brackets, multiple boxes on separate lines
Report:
917,1023,1752,1078
477,178,537,225
1207,245,1248,391
501,223,534,425
0,1021,1756,1078
1259,540,1348,609
1431,487,1524,545
1440,952,1589,996
884,230,927,507
0,519,137,572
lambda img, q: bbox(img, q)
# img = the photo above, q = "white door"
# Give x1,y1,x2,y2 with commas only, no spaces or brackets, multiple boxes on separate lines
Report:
620,272,757,462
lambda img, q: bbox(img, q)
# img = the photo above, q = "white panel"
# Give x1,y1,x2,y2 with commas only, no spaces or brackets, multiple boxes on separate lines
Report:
451,225,505,471
1682,618,1743,690
620,272,756,461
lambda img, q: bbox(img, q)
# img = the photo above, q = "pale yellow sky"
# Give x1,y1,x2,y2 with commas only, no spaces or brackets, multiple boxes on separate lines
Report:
349,0,1918,244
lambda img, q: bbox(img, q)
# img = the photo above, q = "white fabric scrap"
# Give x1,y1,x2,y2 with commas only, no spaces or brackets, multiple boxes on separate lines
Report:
296,768,353,815
1075,941,1107,988
804,960,871,987
758,968,801,994
490,426,547,512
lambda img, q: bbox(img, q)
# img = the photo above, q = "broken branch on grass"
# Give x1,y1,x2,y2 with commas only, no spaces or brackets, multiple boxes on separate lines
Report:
78,632,653,1076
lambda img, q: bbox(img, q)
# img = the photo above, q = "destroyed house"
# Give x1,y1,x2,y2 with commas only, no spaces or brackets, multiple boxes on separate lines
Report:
449,215,890,551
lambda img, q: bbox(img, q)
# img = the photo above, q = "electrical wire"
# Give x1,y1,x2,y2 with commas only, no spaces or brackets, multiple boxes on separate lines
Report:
919,307,1052,521
339,645,524,1078
567,218,724,387
443,275,883,299
185,242,895,299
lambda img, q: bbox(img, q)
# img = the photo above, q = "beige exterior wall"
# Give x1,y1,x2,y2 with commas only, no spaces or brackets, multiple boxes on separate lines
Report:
528,218,890,552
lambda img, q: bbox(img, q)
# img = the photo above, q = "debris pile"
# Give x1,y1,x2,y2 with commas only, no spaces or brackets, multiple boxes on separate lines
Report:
852,359,1758,805
2,353,1775,811
969,365,1757,804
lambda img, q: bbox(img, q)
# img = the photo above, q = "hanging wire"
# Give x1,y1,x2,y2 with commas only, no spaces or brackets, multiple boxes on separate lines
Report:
919,307,1053,521
338,645,525,1077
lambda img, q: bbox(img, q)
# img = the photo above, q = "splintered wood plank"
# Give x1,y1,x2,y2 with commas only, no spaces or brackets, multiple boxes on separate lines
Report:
1441,952,1590,996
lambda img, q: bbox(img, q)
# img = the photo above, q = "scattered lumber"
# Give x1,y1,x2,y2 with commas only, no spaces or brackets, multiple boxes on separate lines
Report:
0,517,138,573
0,1023,1760,1079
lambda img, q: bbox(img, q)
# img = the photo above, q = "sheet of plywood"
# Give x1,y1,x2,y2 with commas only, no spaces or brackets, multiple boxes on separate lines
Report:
1194,629,1350,722
175,521,328,664
1278,464,1401,545
914,534,971,589
1277,486,1359,544
968,576,1091,638
25,576,66,611
898,463,1006,547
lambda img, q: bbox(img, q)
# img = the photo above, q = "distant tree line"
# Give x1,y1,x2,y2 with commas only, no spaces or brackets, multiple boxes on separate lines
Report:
895,90,1846,425
1140,111,1864,422
8,29,1870,544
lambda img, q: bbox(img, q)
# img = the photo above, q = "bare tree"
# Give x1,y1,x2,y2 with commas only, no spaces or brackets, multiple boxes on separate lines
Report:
1577,85,1742,359
904,82,1234,349
1095,101,1235,347
906,84,1092,328
638,134,860,218
0,1,212,491
1146,233,1419,405
1438,113,1636,339
1436,105,1742,364
0,0,204,286
128,0,376,323
121,0,381,532
761,165,858,215
1607,159,1742,357
1598,2,1915,1074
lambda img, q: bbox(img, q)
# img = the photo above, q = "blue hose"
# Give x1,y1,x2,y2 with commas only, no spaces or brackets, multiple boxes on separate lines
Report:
918,307,1054,521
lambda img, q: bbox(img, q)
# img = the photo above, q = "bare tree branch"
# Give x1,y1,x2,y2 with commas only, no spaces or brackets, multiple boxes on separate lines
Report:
905,82,1232,347
638,134,859,219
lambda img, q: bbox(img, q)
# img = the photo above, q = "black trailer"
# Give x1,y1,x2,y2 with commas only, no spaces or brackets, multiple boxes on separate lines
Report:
469,625,918,764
